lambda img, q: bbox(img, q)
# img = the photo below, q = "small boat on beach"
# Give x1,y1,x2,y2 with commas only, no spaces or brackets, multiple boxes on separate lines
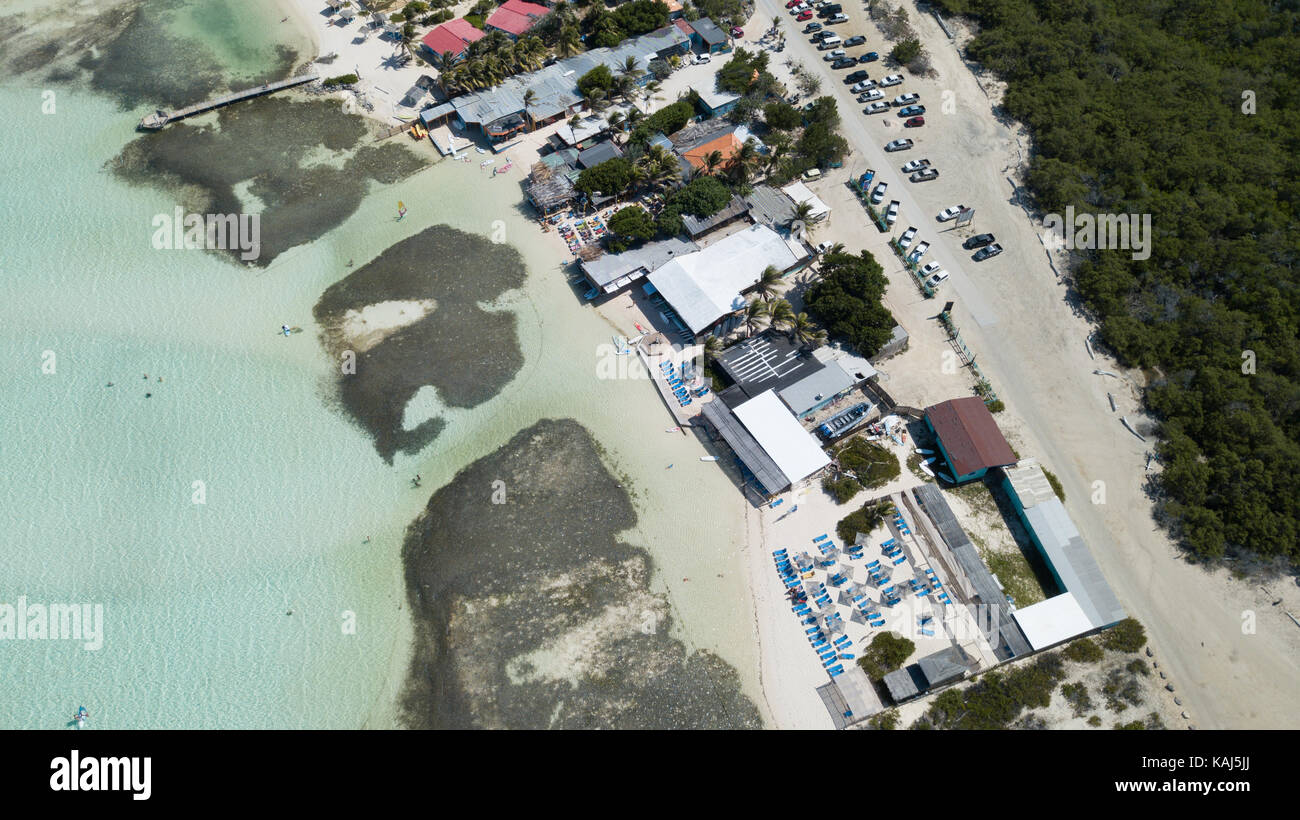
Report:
700,456,719,462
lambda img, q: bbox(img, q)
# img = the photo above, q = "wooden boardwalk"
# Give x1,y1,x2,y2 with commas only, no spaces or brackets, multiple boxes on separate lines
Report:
139,73,319,129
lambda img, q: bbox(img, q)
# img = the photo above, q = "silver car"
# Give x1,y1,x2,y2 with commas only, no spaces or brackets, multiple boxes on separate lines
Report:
879,74,904,87
864,101,889,114
892,92,920,106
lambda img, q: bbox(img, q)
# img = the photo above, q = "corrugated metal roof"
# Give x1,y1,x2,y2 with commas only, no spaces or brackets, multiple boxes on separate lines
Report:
579,236,698,289
925,396,1017,478
778,362,855,416
911,484,1033,659
744,185,797,229
691,17,728,45
702,399,790,494
681,194,748,236
917,645,971,687
882,667,921,702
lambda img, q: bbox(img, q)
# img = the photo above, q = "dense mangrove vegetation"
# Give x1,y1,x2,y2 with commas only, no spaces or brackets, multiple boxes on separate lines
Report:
933,0,1300,564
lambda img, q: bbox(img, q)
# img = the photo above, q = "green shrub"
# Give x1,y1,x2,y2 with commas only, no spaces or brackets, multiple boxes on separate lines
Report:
837,438,901,489
1101,618,1147,653
1087,715,1102,727
1062,637,1104,664
867,709,899,730
858,632,915,681
323,74,359,87
986,399,1006,413
889,38,922,64
1060,681,1093,717
822,476,862,504
1043,467,1065,501
835,500,892,545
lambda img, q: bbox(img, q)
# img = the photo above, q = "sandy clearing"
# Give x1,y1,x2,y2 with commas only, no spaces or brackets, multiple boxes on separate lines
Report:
746,0,1300,729
339,298,437,352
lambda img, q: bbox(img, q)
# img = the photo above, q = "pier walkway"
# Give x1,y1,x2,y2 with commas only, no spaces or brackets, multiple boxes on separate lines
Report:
139,74,319,129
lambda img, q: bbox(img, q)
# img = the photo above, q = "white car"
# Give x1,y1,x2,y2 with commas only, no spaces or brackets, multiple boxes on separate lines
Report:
692,53,711,65
892,92,920,106
900,158,931,173
880,74,904,87
823,49,847,61
937,205,967,221
864,101,889,114
815,241,835,254
870,181,887,203
826,13,849,24
897,226,918,250
850,80,876,93
920,262,943,276
925,269,949,288
907,241,930,262
885,200,900,225
884,138,914,151
858,89,884,102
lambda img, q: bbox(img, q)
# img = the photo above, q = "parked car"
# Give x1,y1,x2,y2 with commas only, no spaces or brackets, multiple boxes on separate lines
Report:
864,101,889,114
817,3,842,16
823,49,846,60
885,200,900,225
843,35,867,47
815,241,835,254
963,233,996,249
908,241,930,262
892,93,920,106
937,205,968,221
796,10,813,20
785,0,802,7
870,182,888,203
879,74,904,87
973,243,1003,261
830,57,856,69
692,53,711,64
802,168,823,181
920,261,943,277
850,79,876,93
925,269,950,288
901,159,931,173
731,26,744,37
904,116,925,127
803,22,823,32
858,169,875,188
898,226,918,250
817,38,842,49
859,51,879,63
884,138,914,151
845,70,870,83
898,105,925,117
858,89,884,102
826,13,849,24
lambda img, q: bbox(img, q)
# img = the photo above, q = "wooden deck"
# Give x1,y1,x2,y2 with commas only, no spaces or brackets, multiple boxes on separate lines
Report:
139,73,319,130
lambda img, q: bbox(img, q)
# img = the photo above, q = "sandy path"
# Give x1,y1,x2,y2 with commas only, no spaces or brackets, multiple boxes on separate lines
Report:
747,0,1300,729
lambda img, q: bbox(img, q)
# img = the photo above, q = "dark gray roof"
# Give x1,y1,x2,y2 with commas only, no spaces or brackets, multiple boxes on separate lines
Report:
691,17,728,45
911,484,1033,660
580,236,698,290
716,332,825,401
778,362,856,417
882,667,922,703
702,399,790,494
576,141,622,169
744,185,797,229
681,194,749,237
917,646,971,688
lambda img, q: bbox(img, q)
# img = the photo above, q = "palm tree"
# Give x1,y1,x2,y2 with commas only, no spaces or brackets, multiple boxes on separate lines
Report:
742,299,770,338
788,312,828,347
768,298,796,331
726,137,762,185
701,334,723,364
789,201,816,229
753,265,785,303
703,149,725,176
619,56,643,83
557,24,582,58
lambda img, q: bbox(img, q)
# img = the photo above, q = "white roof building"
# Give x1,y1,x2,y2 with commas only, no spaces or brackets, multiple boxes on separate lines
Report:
780,181,831,222
732,390,831,486
647,224,806,335
1011,593,1095,651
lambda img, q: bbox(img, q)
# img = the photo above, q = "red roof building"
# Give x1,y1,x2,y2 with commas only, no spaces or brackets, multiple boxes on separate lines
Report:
924,396,1018,481
484,0,552,38
421,19,486,57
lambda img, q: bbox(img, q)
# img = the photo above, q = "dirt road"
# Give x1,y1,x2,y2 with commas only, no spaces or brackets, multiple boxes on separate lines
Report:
748,0,1300,728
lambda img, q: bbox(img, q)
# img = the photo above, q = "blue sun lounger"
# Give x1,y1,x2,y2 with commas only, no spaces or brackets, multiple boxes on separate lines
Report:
892,555,907,565
813,534,829,542
919,628,934,637
828,664,844,676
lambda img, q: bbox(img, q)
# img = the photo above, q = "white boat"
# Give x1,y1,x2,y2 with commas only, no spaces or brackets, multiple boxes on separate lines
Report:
915,448,933,455
920,462,935,477
700,456,719,462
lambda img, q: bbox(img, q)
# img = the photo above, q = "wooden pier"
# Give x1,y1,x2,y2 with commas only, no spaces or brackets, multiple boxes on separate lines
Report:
139,73,320,130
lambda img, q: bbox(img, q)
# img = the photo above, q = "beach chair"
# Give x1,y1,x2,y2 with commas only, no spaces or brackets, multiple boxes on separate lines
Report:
892,555,907,565
919,628,935,637
813,534,829,542
880,538,896,548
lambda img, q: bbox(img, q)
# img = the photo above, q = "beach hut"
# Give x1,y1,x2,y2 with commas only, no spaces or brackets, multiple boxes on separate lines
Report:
326,0,345,9
338,6,358,22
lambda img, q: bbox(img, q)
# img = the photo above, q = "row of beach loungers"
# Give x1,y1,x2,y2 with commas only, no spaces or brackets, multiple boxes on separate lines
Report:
774,547,852,678
659,361,698,408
